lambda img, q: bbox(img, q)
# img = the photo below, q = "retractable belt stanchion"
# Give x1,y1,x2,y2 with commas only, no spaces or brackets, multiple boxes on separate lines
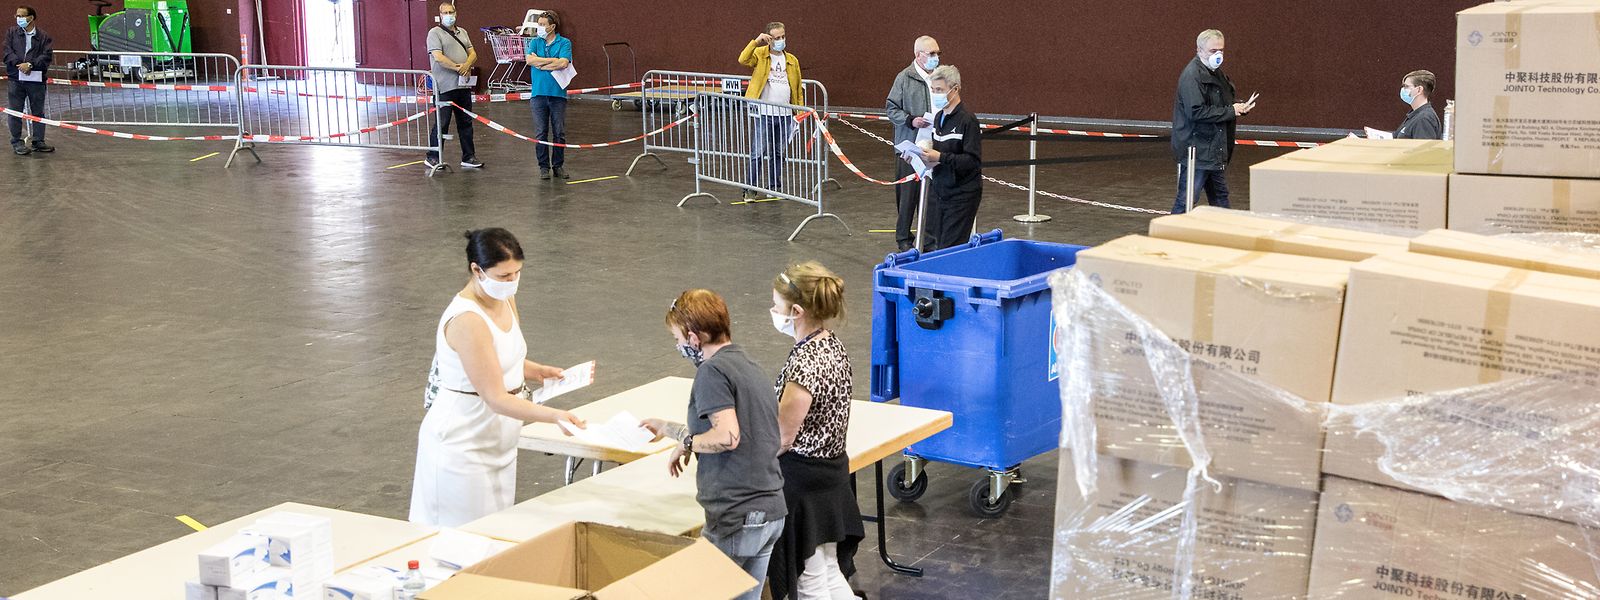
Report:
1012,112,1052,223
1185,145,1198,213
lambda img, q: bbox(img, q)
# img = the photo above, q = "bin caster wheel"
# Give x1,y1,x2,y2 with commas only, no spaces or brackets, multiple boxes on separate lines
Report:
968,478,1013,518
633,99,643,110
886,462,927,502
611,100,622,111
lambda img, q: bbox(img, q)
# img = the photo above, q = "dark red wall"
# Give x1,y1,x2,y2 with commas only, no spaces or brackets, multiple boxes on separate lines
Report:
25,1,1478,130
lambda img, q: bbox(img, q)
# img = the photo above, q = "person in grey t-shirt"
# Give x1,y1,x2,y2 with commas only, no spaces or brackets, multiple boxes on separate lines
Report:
645,289,786,600
425,2,480,170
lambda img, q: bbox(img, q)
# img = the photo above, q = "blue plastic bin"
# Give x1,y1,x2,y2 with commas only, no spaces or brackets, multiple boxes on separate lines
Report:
870,231,1085,514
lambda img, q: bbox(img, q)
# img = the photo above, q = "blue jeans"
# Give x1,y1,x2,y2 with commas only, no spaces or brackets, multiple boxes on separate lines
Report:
703,517,785,600
1171,162,1230,214
747,114,788,191
530,95,567,168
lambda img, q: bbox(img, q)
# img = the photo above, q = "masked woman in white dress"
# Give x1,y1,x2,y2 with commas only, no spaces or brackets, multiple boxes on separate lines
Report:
409,228,584,527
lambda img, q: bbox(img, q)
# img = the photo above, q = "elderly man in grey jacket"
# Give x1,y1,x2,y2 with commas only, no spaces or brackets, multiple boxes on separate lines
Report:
885,36,941,252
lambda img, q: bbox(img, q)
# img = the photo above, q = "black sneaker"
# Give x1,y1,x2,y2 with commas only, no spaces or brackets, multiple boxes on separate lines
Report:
12,142,30,156
460,157,483,169
30,141,53,153
553,166,569,179
424,157,441,170
741,189,757,200
539,168,551,180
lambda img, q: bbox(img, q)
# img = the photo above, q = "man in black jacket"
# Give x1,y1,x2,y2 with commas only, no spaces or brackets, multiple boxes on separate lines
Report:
5,5,53,156
917,65,982,251
1171,29,1252,214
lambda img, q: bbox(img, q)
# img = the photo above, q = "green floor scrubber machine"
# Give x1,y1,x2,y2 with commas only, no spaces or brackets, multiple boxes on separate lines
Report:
74,0,195,80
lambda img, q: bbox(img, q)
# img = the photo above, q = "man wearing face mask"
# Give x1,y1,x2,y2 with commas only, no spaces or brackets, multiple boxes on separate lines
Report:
525,11,572,180
424,2,479,171
739,21,802,200
886,36,941,252
916,65,982,251
5,5,53,156
1394,70,1441,140
1170,29,1254,214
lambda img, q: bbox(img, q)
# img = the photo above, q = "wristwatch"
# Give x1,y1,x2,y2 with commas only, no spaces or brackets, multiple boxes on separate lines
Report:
682,435,694,453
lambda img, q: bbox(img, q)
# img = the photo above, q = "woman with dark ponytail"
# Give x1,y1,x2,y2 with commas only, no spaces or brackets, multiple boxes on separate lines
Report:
766,261,865,600
410,228,585,527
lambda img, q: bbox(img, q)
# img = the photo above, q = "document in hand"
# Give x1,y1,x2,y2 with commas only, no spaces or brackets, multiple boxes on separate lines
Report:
557,410,656,452
894,140,932,176
552,64,577,89
1363,127,1394,140
532,361,596,404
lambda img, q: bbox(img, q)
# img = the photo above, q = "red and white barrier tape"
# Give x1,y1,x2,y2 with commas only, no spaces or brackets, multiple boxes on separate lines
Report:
447,101,690,148
815,121,917,186
47,78,232,92
830,114,1167,215
242,107,439,142
830,112,1322,147
0,107,236,140
235,81,644,105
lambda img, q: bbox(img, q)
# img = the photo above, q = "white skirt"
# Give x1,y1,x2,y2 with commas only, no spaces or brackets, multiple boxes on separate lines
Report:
409,388,522,527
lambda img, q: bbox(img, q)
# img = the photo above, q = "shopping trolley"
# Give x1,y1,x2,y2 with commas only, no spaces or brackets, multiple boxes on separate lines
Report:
481,26,532,94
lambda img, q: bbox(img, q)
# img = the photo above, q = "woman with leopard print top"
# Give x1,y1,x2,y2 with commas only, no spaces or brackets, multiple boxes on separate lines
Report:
766,261,865,600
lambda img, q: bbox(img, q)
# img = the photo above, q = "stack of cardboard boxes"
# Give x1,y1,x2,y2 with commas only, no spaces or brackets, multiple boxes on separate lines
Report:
1050,210,1600,599
1249,1,1600,235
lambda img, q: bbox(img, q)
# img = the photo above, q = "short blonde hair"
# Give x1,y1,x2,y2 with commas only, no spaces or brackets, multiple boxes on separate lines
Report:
929,65,961,88
1196,29,1224,49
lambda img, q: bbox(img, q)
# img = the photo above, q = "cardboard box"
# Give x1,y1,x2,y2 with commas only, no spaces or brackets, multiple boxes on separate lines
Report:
1149,207,1411,261
418,522,757,600
1455,2,1600,178
1411,228,1600,278
1307,476,1600,600
1447,173,1600,234
1324,252,1600,525
1071,236,1351,491
1249,138,1452,230
1052,455,1318,600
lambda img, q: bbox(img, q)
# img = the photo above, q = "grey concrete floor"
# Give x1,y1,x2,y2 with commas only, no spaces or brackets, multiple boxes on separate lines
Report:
0,98,1296,597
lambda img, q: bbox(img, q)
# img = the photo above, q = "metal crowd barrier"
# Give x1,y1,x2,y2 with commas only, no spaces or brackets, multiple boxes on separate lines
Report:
43,51,239,128
626,69,837,188
679,92,846,241
225,65,444,176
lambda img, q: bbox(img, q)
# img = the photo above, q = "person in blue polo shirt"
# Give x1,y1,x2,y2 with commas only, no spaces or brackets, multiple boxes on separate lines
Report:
524,11,572,180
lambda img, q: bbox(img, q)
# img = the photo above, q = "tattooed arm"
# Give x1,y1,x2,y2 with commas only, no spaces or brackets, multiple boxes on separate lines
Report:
692,408,741,454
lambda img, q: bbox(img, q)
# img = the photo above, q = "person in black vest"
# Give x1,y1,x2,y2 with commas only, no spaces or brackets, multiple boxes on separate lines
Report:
1170,29,1256,214
916,65,982,251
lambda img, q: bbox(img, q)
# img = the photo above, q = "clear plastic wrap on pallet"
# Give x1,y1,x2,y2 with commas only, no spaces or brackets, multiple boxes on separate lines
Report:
1047,267,1600,600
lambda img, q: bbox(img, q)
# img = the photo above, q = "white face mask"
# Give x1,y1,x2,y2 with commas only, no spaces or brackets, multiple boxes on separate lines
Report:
534,24,549,37
771,307,798,337
1206,52,1224,70
476,268,519,300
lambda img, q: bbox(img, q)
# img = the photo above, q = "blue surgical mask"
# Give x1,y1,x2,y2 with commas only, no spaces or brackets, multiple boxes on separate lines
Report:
440,14,456,27
771,39,786,53
923,55,939,70
931,92,950,111
16,16,27,28
1400,86,1415,105
1206,52,1224,70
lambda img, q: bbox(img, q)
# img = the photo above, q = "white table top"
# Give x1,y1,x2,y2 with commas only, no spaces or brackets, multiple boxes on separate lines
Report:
518,377,693,462
468,385,953,543
16,502,436,600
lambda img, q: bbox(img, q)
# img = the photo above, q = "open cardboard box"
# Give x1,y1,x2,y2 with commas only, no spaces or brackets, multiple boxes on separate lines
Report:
418,522,756,600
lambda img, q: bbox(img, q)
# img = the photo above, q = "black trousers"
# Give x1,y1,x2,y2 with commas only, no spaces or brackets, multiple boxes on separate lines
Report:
428,88,475,161
7,81,46,143
893,158,918,249
924,189,981,251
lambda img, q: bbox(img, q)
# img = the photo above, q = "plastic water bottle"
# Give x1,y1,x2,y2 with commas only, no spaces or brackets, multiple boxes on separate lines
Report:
397,560,425,600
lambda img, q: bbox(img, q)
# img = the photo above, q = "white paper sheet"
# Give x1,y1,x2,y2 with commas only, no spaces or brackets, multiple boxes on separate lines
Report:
457,75,478,87
17,69,42,83
558,410,655,452
531,361,595,404
894,140,932,176
1363,126,1394,140
429,528,516,570
915,111,935,145
552,64,577,89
